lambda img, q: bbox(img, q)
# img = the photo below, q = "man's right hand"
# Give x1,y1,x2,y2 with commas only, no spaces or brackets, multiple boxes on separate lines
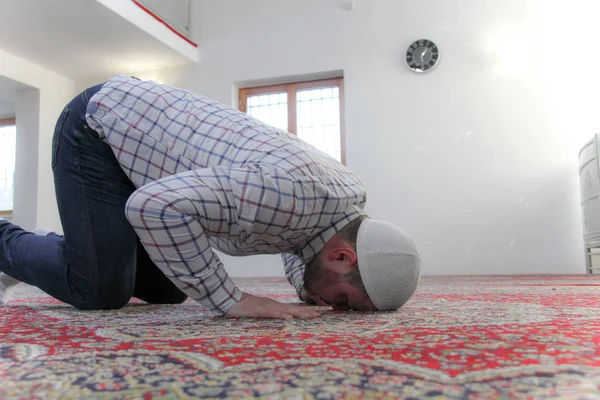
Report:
225,292,321,319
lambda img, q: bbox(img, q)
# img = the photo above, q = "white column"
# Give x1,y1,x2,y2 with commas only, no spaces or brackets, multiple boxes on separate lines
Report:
13,89,40,230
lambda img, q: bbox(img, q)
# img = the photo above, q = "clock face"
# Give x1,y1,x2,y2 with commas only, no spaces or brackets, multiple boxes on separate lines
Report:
406,39,440,73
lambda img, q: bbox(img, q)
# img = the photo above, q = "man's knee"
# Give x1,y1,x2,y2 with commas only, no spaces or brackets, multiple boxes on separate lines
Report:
75,297,130,311
73,288,132,310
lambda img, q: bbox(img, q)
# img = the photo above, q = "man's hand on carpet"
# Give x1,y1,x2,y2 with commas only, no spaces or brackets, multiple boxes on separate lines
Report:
300,289,327,306
225,292,321,319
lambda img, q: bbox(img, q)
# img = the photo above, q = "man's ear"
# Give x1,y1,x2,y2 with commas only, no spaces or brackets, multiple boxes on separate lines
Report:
327,246,358,267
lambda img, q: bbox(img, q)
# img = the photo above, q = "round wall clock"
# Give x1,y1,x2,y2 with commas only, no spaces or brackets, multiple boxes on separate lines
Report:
405,39,440,73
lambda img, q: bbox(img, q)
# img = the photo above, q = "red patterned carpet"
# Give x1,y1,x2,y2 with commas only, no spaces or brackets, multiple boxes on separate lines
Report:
1,275,600,399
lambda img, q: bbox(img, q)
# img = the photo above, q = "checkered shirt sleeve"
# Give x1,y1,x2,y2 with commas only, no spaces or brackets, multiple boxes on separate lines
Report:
282,253,305,294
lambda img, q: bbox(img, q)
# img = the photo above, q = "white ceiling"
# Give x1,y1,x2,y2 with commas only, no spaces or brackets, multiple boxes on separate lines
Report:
0,75,34,119
0,0,195,80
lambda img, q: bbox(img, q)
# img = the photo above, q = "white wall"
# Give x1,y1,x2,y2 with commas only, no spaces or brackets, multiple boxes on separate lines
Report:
125,0,600,276
13,89,40,230
0,50,75,231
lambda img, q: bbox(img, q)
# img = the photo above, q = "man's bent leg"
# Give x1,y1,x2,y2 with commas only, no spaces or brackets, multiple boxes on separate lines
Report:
0,85,138,309
53,85,141,309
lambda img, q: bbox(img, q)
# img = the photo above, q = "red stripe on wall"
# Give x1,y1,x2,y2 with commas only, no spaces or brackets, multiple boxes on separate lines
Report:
132,0,198,48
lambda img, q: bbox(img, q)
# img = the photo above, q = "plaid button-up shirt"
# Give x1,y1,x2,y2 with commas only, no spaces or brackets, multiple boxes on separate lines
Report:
86,75,367,315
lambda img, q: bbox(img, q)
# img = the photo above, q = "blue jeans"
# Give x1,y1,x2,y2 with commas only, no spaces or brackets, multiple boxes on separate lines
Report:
0,85,186,309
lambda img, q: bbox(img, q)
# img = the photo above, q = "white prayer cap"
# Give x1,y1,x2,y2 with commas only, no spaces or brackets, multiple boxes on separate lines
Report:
356,220,421,310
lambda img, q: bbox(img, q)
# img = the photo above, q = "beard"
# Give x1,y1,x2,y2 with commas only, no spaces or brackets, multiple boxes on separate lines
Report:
303,254,345,296
303,255,322,294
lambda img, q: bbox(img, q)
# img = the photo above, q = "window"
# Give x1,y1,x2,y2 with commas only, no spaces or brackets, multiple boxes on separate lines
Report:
239,78,345,164
0,118,16,216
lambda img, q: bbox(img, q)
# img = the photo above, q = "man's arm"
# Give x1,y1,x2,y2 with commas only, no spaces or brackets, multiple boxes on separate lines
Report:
125,167,321,318
125,169,242,316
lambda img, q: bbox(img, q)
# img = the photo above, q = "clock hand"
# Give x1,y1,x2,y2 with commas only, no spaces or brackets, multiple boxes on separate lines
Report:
420,49,428,62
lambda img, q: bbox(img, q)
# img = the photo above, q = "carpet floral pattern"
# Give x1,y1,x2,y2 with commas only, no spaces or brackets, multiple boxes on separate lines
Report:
1,275,600,399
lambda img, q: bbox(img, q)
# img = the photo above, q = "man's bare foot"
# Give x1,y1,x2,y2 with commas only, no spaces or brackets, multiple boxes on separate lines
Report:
0,273,20,305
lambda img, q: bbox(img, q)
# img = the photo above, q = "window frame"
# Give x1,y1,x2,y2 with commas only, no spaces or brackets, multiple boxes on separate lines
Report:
239,78,346,165
0,117,16,216
0,118,15,126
